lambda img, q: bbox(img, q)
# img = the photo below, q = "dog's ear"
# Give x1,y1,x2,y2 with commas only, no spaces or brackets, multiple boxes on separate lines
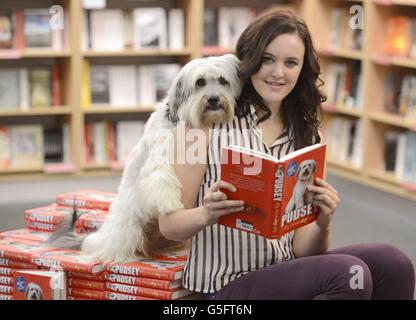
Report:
167,74,190,124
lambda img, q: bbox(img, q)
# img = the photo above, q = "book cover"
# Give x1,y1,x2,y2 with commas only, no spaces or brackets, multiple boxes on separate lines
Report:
0,68,20,110
133,8,167,49
219,143,327,239
55,189,116,210
9,124,44,169
29,68,52,108
106,257,186,281
168,8,184,50
43,127,64,163
384,16,413,57
31,249,105,274
90,65,109,105
0,13,13,49
23,9,51,48
90,9,124,51
13,270,66,300
24,204,72,225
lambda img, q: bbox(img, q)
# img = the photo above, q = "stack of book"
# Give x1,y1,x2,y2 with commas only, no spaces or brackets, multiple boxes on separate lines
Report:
0,189,194,300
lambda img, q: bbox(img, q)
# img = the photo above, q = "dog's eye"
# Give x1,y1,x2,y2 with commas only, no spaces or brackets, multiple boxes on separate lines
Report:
196,78,206,87
218,77,229,86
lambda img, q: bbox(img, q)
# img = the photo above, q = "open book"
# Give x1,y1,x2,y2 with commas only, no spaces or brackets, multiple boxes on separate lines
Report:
219,143,327,239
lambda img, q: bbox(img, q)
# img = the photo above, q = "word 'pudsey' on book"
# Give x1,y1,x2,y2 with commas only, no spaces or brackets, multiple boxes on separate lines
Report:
219,143,327,239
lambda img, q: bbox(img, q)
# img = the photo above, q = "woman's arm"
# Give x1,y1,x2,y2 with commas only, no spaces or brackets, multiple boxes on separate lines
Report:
159,126,243,241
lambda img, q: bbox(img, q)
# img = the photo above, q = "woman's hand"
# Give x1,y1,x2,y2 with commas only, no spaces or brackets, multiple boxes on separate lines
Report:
307,178,340,231
202,181,244,226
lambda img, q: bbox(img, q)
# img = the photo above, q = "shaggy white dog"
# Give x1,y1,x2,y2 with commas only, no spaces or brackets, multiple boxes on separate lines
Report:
49,54,242,263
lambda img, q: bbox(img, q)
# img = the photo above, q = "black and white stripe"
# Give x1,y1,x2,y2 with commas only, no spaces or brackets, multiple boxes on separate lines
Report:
183,107,296,293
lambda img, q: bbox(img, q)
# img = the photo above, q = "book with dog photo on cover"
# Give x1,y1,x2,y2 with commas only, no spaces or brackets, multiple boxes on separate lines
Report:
13,270,66,300
219,143,326,239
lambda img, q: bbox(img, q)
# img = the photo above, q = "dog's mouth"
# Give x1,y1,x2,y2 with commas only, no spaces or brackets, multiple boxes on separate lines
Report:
206,104,225,111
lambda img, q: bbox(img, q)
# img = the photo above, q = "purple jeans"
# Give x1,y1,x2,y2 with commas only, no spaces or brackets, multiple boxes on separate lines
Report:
199,243,415,300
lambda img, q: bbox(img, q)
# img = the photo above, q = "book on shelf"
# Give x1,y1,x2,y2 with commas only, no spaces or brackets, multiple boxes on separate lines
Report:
204,8,218,47
29,68,52,108
13,269,66,300
218,7,254,50
133,7,167,49
168,8,184,50
23,9,51,48
403,131,416,184
108,65,137,107
0,68,20,110
9,124,44,169
384,16,413,57
116,121,145,164
218,143,327,239
90,9,124,51
0,13,13,49
328,7,362,51
90,65,110,105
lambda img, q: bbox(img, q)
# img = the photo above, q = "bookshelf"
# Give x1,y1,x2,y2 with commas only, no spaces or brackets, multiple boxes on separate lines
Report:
0,0,415,203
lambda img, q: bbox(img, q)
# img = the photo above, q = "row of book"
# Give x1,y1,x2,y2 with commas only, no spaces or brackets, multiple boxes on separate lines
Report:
384,130,416,184
0,65,60,110
0,125,70,170
0,9,68,52
84,120,145,166
83,8,184,51
82,61,180,108
324,61,363,110
384,15,416,59
323,116,363,168
328,6,363,51
384,74,416,119
0,190,194,300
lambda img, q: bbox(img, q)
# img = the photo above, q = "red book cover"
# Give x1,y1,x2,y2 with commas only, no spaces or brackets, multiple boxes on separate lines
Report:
24,204,72,225
55,190,116,210
105,273,182,290
104,282,192,300
13,270,66,300
106,257,186,281
0,239,55,263
104,291,156,300
0,228,52,243
219,143,327,239
384,16,413,57
31,249,105,274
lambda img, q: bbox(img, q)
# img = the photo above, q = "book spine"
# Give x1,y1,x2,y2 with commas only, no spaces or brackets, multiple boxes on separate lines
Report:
68,287,105,300
25,221,57,232
105,282,174,299
68,278,105,291
61,262,97,274
0,258,37,269
0,294,13,300
0,285,13,295
106,265,176,280
272,163,284,238
55,197,110,211
0,276,13,286
1,251,32,264
68,271,107,281
24,212,63,224
104,291,156,300
105,273,176,290
0,268,15,276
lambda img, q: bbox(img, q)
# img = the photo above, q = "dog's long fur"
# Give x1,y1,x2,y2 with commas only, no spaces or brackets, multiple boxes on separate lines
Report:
48,54,242,263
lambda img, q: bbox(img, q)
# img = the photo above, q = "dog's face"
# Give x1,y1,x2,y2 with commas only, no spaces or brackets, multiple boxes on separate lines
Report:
26,282,43,300
168,54,242,128
297,159,316,182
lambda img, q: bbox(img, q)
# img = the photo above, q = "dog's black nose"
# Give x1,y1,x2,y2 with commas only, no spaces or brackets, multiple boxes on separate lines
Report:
207,96,219,105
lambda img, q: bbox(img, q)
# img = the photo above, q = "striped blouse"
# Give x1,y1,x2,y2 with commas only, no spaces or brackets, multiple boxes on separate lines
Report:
182,106,296,293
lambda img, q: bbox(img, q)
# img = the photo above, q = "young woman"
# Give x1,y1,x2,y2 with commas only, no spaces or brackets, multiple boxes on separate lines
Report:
159,10,414,300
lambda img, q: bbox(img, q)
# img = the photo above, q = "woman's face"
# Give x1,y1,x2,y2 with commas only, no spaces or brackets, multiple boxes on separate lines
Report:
250,33,305,111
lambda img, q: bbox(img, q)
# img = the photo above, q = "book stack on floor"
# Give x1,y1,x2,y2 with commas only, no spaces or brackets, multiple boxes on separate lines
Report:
0,190,194,300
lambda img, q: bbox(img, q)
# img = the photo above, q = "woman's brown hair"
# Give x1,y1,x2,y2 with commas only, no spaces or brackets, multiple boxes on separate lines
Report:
235,10,326,150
